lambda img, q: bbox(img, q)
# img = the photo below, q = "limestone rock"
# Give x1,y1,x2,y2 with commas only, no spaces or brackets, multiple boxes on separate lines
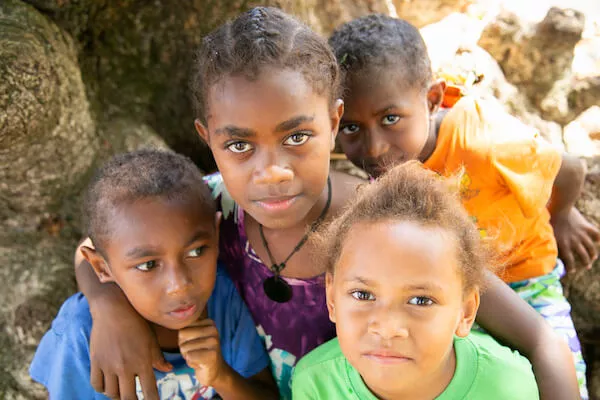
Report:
393,0,473,28
564,107,600,157
0,0,97,233
479,7,585,106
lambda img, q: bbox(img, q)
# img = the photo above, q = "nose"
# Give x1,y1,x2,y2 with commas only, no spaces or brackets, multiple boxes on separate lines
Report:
165,262,193,297
253,150,294,185
367,304,409,340
365,129,390,159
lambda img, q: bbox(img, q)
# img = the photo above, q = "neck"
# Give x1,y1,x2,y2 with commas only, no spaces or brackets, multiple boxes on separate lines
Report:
367,346,456,400
418,109,447,163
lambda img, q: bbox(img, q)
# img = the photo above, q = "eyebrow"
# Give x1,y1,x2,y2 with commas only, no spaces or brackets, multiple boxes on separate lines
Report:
373,105,400,117
124,229,212,260
344,276,444,292
275,115,314,133
214,125,256,138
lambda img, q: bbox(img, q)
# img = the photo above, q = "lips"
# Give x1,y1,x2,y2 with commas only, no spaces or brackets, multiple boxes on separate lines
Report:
168,303,198,320
254,195,299,212
363,350,412,364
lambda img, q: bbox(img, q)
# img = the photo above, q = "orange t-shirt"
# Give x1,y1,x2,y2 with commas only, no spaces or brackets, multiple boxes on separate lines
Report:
424,97,562,283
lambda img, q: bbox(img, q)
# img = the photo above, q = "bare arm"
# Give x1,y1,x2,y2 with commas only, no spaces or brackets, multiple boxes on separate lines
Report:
548,154,600,271
476,270,580,400
211,367,278,400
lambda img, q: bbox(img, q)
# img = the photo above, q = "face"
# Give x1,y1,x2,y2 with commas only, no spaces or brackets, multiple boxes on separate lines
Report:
196,68,343,229
338,68,442,178
84,197,219,331
326,220,478,399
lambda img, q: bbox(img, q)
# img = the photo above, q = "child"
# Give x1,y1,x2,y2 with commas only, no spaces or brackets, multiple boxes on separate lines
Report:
329,14,599,398
293,162,540,399
75,7,579,400
30,150,278,399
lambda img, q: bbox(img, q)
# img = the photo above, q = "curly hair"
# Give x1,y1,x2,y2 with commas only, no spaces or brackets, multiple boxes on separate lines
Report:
329,14,432,92
190,7,341,123
83,149,215,250
314,162,490,292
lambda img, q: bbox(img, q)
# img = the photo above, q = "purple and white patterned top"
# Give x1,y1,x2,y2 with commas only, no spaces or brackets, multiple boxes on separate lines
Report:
204,173,335,399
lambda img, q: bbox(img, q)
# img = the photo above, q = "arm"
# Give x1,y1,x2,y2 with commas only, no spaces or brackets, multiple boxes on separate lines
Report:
548,154,600,271
179,319,278,399
476,270,580,400
75,239,169,400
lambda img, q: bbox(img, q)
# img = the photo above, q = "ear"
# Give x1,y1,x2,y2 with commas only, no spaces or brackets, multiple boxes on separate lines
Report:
330,99,344,151
80,246,114,283
427,80,446,115
194,119,210,145
455,288,480,338
325,272,336,323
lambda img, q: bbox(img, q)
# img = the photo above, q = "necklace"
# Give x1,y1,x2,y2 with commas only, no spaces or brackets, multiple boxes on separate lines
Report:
259,177,332,303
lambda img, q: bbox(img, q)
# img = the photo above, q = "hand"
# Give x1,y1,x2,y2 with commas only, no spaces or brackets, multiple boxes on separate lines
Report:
179,319,226,387
89,297,172,400
551,207,600,272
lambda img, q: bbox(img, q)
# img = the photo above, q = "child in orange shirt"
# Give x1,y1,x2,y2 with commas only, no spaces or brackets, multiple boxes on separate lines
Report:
330,14,600,399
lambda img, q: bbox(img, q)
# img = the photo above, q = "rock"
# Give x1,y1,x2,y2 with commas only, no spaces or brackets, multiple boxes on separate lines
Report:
0,0,98,233
478,7,585,106
565,156,600,400
393,0,473,28
563,107,600,157
0,232,78,400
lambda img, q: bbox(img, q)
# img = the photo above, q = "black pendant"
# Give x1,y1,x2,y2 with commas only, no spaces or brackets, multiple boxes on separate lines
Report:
263,276,293,303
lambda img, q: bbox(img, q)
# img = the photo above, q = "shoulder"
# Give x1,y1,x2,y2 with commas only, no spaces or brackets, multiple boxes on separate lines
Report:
294,338,345,377
208,266,239,314
464,332,539,399
44,293,93,338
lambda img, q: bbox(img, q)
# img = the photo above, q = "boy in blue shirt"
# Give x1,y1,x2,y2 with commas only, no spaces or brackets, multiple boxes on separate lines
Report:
30,149,278,400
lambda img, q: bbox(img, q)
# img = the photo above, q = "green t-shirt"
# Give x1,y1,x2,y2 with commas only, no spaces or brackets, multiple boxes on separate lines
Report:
292,331,539,399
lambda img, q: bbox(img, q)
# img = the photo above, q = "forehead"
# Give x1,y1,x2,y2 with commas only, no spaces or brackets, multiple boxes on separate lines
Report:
102,197,215,255
343,68,424,112
206,68,330,130
335,220,462,289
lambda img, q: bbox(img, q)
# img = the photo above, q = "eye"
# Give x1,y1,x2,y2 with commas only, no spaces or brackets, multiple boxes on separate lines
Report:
284,132,310,146
351,290,375,301
135,260,156,272
381,115,400,126
227,141,253,153
340,124,360,135
186,246,207,258
408,296,434,306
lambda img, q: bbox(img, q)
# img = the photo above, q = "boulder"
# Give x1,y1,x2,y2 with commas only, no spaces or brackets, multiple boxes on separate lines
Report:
563,107,600,158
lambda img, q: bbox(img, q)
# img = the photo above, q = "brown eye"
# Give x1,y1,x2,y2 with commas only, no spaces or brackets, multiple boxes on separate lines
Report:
340,124,360,135
227,142,252,153
351,290,375,301
408,296,434,306
284,132,310,146
135,260,156,272
381,115,400,126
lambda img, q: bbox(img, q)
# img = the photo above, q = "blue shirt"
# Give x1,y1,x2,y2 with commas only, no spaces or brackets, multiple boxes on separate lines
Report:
30,266,269,399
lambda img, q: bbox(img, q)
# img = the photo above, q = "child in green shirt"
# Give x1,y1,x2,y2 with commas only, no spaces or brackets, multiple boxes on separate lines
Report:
292,163,539,399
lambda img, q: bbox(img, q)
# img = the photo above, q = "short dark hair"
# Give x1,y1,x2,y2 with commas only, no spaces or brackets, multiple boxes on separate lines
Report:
83,149,215,250
329,14,432,91
191,6,340,123
313,162,490,293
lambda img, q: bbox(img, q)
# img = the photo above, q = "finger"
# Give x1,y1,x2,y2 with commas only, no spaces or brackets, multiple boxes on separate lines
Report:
103,374,120,399
118,374,138,400
151,345,173,373
562,250,576,274
184,318,215,329
585,224,600,243
180,349,216,368
581,234,599,263
574,242,592,267
90,364,104,394
179,324,218,345
139,366,160,400
180,335,220,354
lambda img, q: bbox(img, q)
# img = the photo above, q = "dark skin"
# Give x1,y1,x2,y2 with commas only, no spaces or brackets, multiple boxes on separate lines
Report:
77,197,277,400
337,68,585,399
77,69,580,399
